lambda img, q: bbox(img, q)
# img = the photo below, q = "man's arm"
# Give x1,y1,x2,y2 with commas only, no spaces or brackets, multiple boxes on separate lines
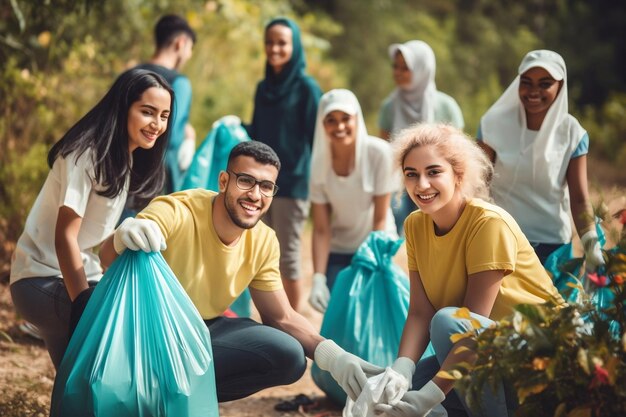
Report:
250,287,324,358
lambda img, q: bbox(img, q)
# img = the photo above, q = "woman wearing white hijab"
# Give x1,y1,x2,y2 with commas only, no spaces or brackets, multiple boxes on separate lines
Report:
477,49,603,270
308,89,397,313
379,40,464,235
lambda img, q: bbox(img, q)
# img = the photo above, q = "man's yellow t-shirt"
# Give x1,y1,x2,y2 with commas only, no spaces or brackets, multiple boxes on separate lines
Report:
405,198,564,320
137,189,283,319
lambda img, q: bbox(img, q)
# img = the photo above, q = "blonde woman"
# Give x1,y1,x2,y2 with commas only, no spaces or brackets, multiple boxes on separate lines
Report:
375,124,564,417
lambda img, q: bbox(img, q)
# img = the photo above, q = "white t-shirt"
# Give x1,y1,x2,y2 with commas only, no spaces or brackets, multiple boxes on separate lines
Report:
310,136,397,253
10,150,128,284
482,115,585,244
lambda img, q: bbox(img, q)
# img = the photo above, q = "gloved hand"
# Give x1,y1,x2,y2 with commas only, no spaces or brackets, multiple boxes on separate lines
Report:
581,229,604,271
212,115,242,129
178,136,196,171
314,339,384,401
309,272,330,313
375,381,446,417
113,218,166,254
390,357,416,390
68,286,95,340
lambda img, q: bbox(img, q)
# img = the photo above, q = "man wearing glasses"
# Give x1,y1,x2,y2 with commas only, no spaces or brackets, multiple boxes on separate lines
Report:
99,141,380,403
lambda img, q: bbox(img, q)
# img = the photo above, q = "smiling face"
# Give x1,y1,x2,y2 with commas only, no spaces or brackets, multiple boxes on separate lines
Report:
518,67,562,124
323,110,357,146
402,144,464,227
392,51,412,89
264,24,293,74
220,155,278,230
127,86,171,153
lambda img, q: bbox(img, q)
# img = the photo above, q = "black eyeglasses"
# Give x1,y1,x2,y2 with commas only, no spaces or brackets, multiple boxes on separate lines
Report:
227,170,279,197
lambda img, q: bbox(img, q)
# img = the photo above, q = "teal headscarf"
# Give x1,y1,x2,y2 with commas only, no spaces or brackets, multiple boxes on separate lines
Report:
258,18,306,103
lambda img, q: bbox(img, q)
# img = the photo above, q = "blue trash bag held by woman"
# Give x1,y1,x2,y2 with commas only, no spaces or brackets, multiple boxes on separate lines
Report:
181,121,250,192
50,251,218,417
311,231,434,405
181,121,252,318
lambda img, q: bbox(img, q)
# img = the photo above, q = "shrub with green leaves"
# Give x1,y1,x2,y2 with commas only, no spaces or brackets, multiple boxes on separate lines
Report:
451,224,626,417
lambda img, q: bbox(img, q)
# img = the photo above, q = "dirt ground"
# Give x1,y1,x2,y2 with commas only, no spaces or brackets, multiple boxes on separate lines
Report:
0,173,624,417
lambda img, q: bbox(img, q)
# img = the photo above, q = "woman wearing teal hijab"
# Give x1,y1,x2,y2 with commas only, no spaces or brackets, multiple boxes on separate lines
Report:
246,18,322,311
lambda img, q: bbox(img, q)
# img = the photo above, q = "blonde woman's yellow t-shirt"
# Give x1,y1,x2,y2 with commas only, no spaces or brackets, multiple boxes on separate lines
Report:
138,189,282,319
405,198,564,320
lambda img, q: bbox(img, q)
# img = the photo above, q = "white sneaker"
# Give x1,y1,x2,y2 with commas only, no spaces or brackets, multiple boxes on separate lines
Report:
19,322,43,340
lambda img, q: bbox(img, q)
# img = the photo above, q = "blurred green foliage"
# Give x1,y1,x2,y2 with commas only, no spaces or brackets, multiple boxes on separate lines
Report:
1,0,625,269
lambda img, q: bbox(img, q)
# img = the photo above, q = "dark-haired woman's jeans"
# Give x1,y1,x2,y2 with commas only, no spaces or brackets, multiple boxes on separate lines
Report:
11,276,98,369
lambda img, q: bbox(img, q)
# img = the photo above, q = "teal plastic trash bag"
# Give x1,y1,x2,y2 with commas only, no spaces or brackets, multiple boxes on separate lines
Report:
50,251,218,417
545,242,579,302
181,121,250,192
181,121,251,317
228,287,252,317
311,231,434,405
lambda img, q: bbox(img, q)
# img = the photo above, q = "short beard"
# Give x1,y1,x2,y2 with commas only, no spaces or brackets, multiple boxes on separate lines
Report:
223,188,260,230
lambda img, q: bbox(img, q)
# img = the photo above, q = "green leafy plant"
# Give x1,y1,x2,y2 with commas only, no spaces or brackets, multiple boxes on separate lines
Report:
451,216,626,417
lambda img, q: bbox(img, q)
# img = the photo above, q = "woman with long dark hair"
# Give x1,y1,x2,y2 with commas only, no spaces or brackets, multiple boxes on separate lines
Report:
10,68,173,368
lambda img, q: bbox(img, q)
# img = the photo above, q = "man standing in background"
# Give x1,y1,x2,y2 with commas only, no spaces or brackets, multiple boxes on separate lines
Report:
136,14,197,195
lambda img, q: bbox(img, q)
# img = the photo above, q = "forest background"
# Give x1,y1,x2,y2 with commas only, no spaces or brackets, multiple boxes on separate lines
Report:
1,0,626,273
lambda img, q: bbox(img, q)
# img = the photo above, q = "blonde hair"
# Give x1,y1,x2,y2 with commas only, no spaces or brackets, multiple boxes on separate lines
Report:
392,123,493,200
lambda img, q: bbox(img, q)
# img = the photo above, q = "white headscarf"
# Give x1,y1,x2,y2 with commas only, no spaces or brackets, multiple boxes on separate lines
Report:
387,40,437,130
480,49,587,243
480,49,576,173
310,89,373,192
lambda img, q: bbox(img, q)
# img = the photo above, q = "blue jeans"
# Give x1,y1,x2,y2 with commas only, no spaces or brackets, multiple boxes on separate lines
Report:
411,307,514,417
326,252,354,290
10,277,98,369
205,316,307,402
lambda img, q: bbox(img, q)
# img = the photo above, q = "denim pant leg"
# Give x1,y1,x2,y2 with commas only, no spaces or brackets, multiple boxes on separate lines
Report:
10,277,72,369
429,307,509,417
206,316,307,402
326,252,354,291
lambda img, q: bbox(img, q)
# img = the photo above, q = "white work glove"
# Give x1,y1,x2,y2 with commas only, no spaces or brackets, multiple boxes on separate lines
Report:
314,339,384,401
212,114,242,129
581,229,605,271
375,381,446,417
309,272,330,313
113,218,167,254
389,357,416,391
178,137,196,171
